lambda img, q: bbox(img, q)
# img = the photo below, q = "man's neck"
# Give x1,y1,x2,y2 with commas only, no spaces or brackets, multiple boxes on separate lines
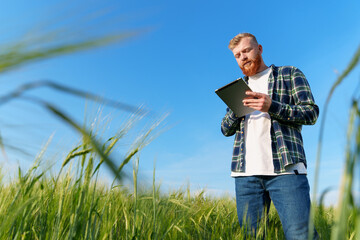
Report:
256,63,268,74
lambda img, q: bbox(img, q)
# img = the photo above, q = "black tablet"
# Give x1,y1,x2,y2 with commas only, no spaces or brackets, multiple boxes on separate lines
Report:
215,78,255,117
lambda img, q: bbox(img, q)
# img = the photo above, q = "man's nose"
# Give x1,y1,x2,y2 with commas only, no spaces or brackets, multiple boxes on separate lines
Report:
240,54,247,61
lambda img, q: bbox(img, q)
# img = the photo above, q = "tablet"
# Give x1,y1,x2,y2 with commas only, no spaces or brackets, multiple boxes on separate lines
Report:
215,78,255,117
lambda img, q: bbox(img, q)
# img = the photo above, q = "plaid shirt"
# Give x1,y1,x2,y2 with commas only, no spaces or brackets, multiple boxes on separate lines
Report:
221,65,319,173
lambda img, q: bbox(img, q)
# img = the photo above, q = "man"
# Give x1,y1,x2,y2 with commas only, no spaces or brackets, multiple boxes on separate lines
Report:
221,33,319,239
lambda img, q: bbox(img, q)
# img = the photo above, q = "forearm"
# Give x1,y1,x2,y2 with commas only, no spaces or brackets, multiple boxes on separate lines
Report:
268,100,319,125
221,108,241,136
268,67,319,125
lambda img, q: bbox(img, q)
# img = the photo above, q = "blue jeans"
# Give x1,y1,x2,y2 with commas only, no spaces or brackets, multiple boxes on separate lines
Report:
235,175,318,239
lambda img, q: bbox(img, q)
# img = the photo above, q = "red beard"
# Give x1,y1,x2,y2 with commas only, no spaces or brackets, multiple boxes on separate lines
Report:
240,53,262,76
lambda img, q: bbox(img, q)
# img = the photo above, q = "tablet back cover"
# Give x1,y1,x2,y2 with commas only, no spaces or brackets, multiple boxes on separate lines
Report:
215,78,255,117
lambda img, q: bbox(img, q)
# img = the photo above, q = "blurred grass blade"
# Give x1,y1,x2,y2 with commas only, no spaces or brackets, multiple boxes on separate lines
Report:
0,131,8,161
331,100,359,239
326,44,360,102
314,43,360,193
92,136,120,176
314,43,360,197
0,80,147,115
310,43,360,239
318,187,333,206
40,101,123,181
0,30,138,74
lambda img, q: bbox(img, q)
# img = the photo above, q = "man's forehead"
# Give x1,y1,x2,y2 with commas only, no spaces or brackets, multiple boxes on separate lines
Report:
233,37,257,51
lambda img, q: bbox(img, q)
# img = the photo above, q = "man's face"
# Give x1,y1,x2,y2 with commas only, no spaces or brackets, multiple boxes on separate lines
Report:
231,37,263,76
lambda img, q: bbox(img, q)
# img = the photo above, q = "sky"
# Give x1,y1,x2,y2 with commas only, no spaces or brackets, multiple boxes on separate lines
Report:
0,0,360,206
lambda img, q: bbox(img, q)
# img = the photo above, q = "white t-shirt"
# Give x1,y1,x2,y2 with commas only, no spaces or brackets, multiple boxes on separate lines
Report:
231,67,306,177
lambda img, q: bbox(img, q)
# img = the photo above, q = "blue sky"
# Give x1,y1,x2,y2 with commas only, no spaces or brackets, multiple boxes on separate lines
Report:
1,0,360,206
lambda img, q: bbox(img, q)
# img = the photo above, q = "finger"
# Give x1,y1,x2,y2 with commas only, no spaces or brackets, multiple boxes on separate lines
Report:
243,102,260,108
246,91,266,100
243,99,258,104
243,96,258,100
244,102,261,107
245,91,262,96
243,98,265,104
245,91,255,96
244,100,265,106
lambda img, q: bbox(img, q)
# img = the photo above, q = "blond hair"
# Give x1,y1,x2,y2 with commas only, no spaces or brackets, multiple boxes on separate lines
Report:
228,33,258,50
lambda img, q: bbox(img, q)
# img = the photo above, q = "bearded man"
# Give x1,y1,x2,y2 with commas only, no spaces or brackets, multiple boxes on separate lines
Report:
221,33,319,239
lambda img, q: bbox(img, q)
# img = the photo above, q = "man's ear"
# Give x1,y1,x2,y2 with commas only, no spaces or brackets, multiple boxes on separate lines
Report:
258,44,263,54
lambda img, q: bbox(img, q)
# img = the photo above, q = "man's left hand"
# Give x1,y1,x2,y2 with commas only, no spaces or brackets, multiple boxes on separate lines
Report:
243,91,272,112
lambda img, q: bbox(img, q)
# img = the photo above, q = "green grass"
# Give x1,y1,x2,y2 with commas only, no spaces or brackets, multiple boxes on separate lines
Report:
0,156,338,239
0,118,348,240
